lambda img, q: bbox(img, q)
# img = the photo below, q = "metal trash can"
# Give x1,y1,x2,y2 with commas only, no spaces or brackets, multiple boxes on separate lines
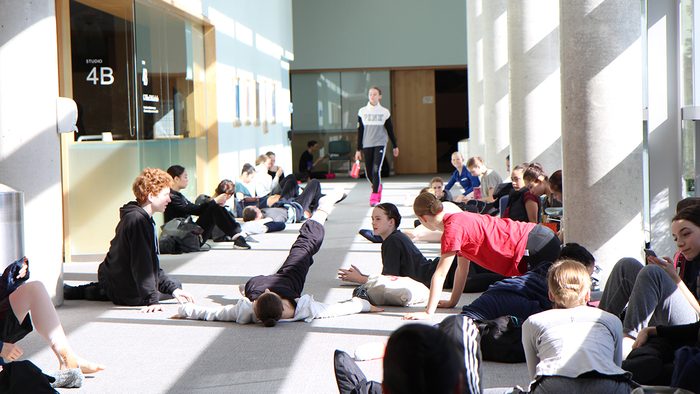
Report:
0,184,24,268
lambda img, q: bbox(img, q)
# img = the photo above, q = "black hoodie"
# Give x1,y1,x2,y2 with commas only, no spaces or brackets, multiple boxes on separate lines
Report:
98,202,180,306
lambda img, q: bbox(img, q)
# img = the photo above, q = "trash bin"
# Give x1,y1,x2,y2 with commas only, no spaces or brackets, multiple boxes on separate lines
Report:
0,184,24,268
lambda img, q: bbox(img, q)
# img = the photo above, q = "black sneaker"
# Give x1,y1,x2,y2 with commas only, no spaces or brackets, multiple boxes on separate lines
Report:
352,285,371,302
233,236,251,250
358,229,383,243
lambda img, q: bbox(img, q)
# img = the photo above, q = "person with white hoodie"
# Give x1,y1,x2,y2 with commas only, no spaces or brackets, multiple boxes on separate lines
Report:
355,86,399,207
176,190,381,326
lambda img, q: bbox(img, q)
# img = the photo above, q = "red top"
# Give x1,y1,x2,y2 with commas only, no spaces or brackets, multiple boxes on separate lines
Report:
441,212,537,276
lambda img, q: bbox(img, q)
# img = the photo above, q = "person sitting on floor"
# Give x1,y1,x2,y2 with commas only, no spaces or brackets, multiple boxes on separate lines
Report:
165,165,250,249
333,317,483,394
176,191,381,326
340,203,504,299
502,163,538,223
445,151,480,203
298,140,328,181
467,156,503,203
522,259,637,393
64,168,195,312
256,153,299,200
1,257,104,376
598,203,700,362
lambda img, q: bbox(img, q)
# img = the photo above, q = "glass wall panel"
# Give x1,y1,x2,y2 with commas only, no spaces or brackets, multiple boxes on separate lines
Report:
65,0,208,256
340,71,391,129
70,0,136,140
291,72,342,131
681,0,696,197
291,71,391,132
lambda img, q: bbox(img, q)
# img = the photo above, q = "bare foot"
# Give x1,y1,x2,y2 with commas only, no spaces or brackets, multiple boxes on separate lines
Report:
60,349,105,374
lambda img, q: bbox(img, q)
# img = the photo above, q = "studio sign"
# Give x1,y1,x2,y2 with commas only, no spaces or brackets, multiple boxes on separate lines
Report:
85,58,114,86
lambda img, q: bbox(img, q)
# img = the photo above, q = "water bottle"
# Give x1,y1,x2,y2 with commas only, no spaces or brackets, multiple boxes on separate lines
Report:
350,160,361,178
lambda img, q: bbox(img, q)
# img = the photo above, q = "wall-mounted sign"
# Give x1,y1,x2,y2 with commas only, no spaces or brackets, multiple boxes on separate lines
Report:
85,59,114,85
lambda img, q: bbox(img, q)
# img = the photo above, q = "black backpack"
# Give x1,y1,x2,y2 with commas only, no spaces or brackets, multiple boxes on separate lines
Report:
159,217,204,254
474,315,526,363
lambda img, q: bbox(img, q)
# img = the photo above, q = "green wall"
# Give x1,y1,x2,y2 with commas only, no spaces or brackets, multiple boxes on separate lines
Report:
291,0,467,70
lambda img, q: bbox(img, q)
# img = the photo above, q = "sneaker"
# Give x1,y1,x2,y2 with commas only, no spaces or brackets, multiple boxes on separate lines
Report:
233,236,251,250
358,229,383,243
213,235,234,242
352,285,371,302
244,236,259,243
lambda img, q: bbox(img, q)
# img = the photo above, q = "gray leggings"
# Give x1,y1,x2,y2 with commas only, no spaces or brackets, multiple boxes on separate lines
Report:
598,257,698,337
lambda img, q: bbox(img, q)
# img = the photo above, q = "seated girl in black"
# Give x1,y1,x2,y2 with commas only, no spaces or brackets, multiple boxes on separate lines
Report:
339,203,504,293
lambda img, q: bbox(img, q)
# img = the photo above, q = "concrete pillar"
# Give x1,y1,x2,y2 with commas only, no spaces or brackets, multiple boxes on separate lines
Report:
0,1,64,303
507,0,562,173
482,0,510,177
646,0,681,256
560,0,644,284
467,0,486,160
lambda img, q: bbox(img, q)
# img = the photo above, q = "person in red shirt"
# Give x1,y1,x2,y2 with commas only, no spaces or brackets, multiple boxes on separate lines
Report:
404,192,561,320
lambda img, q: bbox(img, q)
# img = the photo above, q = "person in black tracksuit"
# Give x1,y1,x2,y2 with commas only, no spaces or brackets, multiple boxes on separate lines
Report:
355,86,399,207
165,165,248,248
65,168,194,311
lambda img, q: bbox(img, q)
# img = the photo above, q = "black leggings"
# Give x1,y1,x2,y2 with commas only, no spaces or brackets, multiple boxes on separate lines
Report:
196,204,242,241
519,224,561,272
363,146,386,193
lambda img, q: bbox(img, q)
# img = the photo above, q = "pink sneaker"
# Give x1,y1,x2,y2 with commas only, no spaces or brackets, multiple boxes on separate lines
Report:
369,192,380,207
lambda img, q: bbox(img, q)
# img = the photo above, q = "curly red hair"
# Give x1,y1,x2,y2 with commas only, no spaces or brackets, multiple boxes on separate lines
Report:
132,168,173,204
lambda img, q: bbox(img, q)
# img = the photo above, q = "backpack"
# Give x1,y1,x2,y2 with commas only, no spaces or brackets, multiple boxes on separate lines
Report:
272,200,304,223
474,315,526,363
159,217,204,254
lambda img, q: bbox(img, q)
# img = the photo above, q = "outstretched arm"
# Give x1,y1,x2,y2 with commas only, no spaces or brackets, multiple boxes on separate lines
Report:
310,297,381,320
176,298,256,324
403,252,459,320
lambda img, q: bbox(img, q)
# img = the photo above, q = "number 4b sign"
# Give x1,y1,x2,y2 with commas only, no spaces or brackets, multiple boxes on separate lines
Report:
87,67,114,85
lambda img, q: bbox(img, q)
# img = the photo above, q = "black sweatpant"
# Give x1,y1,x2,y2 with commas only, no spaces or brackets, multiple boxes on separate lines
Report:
293,179,323,213
363,146,386,193
196,204,242,241
519,224,561,272
244,219,324,301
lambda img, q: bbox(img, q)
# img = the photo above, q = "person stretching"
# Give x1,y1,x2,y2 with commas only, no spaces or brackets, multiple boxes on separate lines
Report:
404,192,560,320
177,191,381,326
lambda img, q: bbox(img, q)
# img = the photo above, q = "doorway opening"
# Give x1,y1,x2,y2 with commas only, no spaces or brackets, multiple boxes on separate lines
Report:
435,69,468,173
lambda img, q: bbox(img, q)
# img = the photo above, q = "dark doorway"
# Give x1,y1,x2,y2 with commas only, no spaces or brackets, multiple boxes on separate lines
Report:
435,69,468,173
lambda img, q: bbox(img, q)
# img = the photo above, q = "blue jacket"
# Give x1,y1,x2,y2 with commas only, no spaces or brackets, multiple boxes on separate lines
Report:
445,165,481,196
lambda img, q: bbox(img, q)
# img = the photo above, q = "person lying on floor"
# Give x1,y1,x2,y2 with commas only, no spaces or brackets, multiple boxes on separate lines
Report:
64,168,195,311
459,242,596,324
339,203,504,301
241,206,286,235
176,191,382,326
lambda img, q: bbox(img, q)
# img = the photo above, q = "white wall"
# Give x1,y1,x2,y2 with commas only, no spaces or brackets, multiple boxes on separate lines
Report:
291,0,467,70
204,0,295,179
0,0,64,301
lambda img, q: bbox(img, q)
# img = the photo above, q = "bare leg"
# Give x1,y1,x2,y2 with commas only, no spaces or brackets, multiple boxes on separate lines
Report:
9,281,104,373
